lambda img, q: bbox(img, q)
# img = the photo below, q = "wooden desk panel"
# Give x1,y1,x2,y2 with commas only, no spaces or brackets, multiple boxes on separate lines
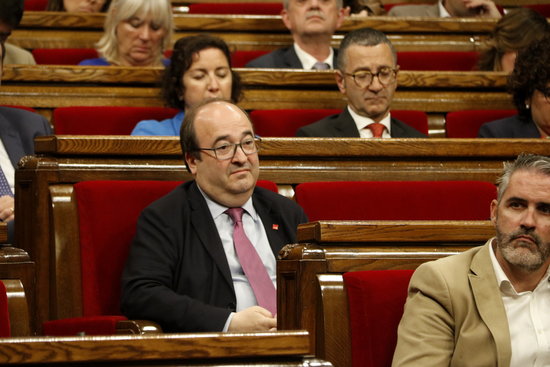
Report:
0,331,328,366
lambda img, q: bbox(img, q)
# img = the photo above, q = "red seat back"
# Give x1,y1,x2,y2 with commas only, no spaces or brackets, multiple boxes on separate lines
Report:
397,51,479,71
446,109,517,138
524,4,550,16
24,0,48,10
250,109,428,137
53,106,180,135
344,270,414,367
0,280,10,337
231,50,270,67
32,48,99,65
188,2,283,14
294,181,496,221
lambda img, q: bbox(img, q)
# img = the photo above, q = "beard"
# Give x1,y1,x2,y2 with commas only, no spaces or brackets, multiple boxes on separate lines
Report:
495,226,550,272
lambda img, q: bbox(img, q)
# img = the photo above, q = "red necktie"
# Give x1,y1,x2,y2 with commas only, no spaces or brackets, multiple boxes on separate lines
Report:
226,208,276,315
367,122,385,138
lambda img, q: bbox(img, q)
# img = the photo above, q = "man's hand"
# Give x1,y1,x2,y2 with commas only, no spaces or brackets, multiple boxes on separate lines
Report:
0,195,14,222
228,306,277,332
464,0,501,18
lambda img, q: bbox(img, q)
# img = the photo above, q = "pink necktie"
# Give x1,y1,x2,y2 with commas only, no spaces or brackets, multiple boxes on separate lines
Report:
367,122,385,138
226,208,276,315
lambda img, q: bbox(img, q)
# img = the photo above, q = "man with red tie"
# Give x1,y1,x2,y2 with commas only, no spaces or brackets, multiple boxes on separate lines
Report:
121,99,307,332
296,28,426,138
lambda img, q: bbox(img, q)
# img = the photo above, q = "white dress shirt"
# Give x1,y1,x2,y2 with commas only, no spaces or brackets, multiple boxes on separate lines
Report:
293,43,334,70
490,241,550,367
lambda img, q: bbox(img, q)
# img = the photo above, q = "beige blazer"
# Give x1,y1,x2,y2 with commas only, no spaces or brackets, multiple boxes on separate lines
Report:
392,240,512,367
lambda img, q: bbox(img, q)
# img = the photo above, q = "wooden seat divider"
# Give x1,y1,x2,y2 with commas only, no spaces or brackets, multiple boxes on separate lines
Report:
0,330,329,366
2,65,511,136
13,12,497,51
278,220,495,366
16,136,550,335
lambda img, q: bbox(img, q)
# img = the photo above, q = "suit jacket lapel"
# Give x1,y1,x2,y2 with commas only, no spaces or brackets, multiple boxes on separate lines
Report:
0,113,25,168
469,241,512,366
336,108,361,137
283,47,303,68
252,191,283,256
188,183,234,290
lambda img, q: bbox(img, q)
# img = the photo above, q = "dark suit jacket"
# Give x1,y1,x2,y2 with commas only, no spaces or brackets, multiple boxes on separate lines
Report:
478,115,541,138
0,107,52,243
121,181,308,332
245,46,338,69
295,108,427,137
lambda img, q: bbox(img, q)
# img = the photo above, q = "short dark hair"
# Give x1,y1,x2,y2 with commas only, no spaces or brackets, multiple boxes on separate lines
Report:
46,0,112,11
508,35,550,120
180,98,251,172
0,0,24,29
496,154,550,201
336,27,397,70
162,34,242,110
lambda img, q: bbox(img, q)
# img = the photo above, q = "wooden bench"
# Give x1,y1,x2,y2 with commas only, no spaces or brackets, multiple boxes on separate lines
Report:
16,136,549,335
12,12,499,51
0,246,33,336
1,65,511,136
278,220,494,367
0,330,328,366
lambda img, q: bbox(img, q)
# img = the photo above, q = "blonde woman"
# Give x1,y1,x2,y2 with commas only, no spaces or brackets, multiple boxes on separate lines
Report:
79,0,173,66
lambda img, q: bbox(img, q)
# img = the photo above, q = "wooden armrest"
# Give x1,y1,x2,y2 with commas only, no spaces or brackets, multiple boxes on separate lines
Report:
1,279,30,337
115,319,163,335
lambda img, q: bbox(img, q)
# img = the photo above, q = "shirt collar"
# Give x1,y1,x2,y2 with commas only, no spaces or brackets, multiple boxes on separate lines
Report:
293,43,333,70
197,183,258,221
489,238,550,296
347,106,392,134
438,0,452,17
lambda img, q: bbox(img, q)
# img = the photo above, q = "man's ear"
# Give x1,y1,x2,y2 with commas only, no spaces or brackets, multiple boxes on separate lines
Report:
185,152,198,175
335,6,346,29
281,8,292,31
490,199,498,225
335,70,346,94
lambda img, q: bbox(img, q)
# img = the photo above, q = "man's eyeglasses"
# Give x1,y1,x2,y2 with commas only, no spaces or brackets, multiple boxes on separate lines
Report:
538,87,550,103
342,66,398,88
195,137,261,160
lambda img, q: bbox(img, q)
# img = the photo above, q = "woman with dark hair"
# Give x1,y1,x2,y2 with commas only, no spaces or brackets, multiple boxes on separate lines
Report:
131,34,243,136
477,8,549,72
46,0,111,12
478,35,550,138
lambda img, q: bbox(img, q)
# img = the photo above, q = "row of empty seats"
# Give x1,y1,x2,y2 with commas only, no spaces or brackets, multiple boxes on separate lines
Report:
30,49,482,71
33,106,516,137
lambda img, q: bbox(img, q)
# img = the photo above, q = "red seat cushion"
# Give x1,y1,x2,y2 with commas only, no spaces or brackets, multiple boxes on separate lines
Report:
24,0,48,10
53,106,179,135
0,281,10,337
43,315,127,336
398,51,479,71
344,270,414,367
446,109,517,138
32,48,99,65
188,2,283,14
391,110,429,135
231,50,270,67
294,181,496,221
524,4,550,17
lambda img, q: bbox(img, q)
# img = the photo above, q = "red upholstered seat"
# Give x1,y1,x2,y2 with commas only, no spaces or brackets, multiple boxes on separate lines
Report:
250,109,428,137
294,181,496,221
445,109,517,138
344,270,414,367
42,179,278,335
524,4,550,17
53,106,180,135
231,50,270,67
397,51,479,71
24,0,48,10
188,2,283,14
0,280,10,337
32,48,99,65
